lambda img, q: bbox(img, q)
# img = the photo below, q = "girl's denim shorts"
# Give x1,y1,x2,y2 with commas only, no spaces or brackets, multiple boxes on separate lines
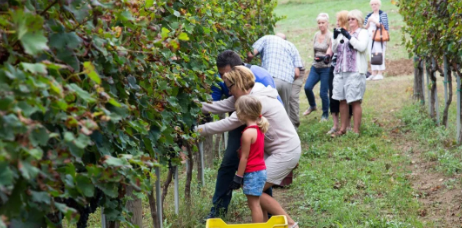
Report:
243,170,267,196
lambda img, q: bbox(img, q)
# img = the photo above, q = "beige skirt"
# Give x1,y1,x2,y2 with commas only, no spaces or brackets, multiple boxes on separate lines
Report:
265,145,301,185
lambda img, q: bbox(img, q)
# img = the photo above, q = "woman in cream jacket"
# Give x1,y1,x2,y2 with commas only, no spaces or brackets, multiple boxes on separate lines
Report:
197,66,300,228
331,9,369,137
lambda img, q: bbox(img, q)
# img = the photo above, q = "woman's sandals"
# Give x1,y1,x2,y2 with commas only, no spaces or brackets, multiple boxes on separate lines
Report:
330,130,346,138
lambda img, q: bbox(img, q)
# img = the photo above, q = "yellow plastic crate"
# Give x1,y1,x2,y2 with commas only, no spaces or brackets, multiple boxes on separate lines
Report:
206,215,288,228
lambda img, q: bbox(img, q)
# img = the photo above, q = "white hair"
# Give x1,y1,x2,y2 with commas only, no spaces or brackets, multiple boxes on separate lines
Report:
316,13,329,22
348,10,364,27
370,0,382,6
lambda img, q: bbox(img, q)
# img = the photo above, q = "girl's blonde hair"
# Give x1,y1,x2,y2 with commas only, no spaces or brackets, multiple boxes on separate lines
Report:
234,95,269,133
222,66,255,92
336,10,349,30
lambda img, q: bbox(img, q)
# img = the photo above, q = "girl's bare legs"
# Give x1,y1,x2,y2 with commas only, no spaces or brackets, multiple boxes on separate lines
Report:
262,207,268,222
259,183,298,227
247,195,264,223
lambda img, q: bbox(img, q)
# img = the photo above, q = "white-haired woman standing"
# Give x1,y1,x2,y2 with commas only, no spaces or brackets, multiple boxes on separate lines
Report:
303,13,332,121
364,0,389,80
331,10,369,137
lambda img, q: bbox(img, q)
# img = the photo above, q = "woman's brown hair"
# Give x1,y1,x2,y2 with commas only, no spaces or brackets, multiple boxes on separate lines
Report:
222,66,255,92
336,10,349,30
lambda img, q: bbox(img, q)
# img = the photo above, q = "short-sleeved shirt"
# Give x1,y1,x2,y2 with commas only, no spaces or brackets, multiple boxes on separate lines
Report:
312,31,332,68
252,35,303,83
211,64,283,103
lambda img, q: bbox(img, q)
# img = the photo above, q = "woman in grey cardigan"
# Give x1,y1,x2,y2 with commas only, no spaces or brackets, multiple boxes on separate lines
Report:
197,66,300,228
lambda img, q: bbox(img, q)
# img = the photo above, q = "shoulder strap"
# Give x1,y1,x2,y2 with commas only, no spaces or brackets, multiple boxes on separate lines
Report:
371,27,384,50
243,125,259,132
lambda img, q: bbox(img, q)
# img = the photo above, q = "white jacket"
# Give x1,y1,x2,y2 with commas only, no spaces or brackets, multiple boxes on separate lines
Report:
198,83,300,155
332,28,369,74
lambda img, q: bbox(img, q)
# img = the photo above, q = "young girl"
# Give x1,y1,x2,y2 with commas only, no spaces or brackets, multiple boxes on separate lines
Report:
228,95,269,223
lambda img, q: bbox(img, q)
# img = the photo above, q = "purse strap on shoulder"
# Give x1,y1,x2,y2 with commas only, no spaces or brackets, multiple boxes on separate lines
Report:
371,25,384,50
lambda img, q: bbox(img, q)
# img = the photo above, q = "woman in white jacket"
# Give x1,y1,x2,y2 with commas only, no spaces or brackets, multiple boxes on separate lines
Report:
331,10,369,137
197,66,300,228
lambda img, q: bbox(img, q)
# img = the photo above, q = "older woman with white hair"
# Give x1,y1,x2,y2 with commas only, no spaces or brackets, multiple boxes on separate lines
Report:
331,9,369,137
303,13,332,121
364,0,389,80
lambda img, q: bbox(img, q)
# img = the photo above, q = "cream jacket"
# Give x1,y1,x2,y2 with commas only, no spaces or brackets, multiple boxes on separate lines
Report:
197,83,300,155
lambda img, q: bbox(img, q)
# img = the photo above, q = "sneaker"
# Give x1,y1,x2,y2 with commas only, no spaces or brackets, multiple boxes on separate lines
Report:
326,127,337,135
320,115,328,122
366,74,376,81
373,74,383,80
303,107,317,116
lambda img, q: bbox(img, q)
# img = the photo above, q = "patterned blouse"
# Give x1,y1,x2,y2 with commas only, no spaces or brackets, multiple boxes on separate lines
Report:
335,29,362,73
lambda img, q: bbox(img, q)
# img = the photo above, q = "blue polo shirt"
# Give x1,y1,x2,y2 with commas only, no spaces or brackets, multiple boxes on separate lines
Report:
211,64,283,103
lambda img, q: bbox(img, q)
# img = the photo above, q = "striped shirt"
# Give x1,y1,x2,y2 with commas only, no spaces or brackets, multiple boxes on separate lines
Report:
252,35,303,83
364,10,389,31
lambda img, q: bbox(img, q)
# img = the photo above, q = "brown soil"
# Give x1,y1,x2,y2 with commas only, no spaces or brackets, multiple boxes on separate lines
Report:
384,59,414,77
388,126,462,227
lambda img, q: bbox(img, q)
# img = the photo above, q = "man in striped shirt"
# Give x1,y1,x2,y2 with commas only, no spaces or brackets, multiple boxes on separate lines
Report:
247,33,303,115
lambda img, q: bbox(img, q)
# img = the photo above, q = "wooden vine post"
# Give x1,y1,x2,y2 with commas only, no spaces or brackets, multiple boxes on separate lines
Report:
413,56,425,104
425,58,432,115
457,71,462,143
442,56,453,128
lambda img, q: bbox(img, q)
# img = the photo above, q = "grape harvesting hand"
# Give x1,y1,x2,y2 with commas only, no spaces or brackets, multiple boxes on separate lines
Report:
229,175,243,190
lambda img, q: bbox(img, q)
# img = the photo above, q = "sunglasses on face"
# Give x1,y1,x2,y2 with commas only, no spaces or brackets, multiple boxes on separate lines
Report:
226,84,234,90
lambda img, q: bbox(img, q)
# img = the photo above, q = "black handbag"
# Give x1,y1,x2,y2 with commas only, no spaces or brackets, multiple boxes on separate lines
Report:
370,29,383,65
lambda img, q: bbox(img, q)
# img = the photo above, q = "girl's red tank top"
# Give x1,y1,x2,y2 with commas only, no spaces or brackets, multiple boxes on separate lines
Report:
240,125,266,173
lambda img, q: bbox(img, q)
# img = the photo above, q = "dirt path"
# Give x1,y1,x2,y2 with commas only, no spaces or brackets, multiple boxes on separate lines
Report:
370,78,462,227
391,131,462,227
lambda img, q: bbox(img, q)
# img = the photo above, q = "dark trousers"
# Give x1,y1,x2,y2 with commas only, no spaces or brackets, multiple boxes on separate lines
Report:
304,66,330,117
209,125,272,217
329,66,353,116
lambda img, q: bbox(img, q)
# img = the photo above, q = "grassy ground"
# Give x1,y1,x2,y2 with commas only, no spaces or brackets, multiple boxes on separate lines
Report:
288,75,425,227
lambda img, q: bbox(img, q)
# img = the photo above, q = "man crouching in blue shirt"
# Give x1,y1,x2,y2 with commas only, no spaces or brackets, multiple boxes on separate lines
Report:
206,50,281,219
